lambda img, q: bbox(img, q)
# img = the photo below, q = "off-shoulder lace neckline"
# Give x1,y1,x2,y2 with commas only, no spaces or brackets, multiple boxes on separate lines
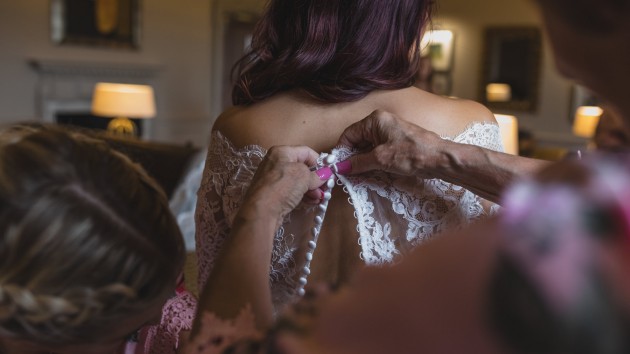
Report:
439,121,499,140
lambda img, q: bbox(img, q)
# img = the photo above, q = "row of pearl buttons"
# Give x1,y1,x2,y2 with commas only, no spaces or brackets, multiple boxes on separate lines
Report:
296,154,338,296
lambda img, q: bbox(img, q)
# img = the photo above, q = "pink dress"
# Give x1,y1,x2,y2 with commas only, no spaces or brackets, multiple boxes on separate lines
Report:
125,278,198,354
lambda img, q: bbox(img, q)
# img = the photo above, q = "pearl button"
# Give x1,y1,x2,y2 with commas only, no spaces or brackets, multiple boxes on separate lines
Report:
298,151,341,298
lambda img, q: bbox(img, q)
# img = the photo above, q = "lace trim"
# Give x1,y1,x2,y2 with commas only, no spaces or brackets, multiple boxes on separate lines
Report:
138,290,197,354
443,121,504,149
180,305,261,354
332,122,503,264
194,131,298,312
195,122,502,309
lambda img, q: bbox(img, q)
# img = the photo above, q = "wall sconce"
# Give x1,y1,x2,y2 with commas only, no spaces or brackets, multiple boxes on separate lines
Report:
495,114,519,155
573,106,603,138
486,83,512,102
91,82,156,136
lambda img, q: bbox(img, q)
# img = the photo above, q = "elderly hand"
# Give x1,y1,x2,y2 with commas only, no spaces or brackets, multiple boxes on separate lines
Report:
199,146,325,328
336,110,450,179
239,145,325,226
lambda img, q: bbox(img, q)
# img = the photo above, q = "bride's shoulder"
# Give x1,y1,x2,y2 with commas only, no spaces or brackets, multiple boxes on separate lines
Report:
212,106,246,133
388,87,497,136
446,97,496,122
210,106,267,149
211,94,302,149
410,88,494,120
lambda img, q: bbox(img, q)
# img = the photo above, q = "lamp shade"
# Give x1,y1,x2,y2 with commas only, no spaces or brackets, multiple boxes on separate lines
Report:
495,114,519,155
486,83,512,102
573,106,603,138
92,83,156,119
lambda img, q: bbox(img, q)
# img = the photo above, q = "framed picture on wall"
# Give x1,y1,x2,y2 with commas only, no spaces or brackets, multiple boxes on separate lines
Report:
51,0,140,49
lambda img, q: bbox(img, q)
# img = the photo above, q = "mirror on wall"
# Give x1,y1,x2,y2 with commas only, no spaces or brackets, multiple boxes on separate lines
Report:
479,27,542,112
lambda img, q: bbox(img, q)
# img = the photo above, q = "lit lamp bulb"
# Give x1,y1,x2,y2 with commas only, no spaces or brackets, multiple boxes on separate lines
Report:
572,106,603,138
486,83,512,102
91,83,156,137
495,114,519,155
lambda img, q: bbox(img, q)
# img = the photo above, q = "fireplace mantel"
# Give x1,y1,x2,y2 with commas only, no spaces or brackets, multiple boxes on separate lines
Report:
29,59,161,79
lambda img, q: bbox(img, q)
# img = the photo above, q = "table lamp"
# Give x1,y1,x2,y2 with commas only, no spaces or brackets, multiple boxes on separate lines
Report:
573,106,603,138
91,83,156,136
486,83,512,102
495,114,519,155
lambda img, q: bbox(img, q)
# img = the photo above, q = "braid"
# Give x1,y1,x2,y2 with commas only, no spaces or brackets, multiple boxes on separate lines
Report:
0,126,185,345
0,283,136,342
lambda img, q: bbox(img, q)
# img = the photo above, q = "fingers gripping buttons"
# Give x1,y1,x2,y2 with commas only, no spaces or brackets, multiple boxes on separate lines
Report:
297,153,338,297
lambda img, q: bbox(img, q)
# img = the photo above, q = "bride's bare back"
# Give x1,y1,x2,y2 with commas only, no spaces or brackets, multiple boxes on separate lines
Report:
215,87,494,152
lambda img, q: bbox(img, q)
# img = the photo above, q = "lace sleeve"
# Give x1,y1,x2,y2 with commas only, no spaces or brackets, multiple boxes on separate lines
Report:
180,305,262,354
181,285,334,354
194,139,229,293
194,132,310,312
137,289,197,354
448,121,504,153
194,132,267,292
449,122,504,214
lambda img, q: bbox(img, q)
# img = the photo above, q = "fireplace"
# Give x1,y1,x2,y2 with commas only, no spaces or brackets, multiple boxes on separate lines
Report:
56,112,144,136
30,59,159,138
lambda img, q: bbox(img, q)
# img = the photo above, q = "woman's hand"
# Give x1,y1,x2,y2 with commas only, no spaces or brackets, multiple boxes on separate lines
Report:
336,109,548,203
239,145,326,228
197,145,325,331
336,110,450,179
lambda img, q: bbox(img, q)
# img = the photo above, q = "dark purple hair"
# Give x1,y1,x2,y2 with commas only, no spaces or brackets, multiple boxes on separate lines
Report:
232,0,436,105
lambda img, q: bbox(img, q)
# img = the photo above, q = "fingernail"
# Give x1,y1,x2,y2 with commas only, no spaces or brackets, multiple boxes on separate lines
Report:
335,160,352,175
315,166,333,180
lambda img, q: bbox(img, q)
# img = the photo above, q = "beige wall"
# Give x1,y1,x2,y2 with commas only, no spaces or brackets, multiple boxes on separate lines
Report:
436,0,580,146
0,0,213,145
0,0,582,147
209,0,266,120
208,0,581,146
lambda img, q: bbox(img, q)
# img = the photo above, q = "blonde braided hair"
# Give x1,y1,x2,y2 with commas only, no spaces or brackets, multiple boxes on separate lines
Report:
0,126,185,345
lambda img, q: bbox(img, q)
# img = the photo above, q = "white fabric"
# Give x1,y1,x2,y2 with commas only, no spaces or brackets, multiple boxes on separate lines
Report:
169,150,207,252
195,122,503,311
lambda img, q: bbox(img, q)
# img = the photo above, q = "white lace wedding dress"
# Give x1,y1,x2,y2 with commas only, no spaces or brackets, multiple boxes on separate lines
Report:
195,122,503,311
